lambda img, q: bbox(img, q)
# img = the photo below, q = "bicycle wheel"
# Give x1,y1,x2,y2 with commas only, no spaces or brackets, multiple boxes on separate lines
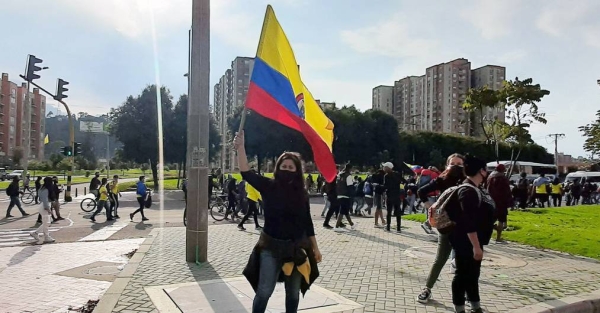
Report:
80,198,97,212
21,192,35,205
183,206,187,226
210,202,227,221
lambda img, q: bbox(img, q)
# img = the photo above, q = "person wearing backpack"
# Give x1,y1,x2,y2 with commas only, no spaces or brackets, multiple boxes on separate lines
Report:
6,176,29,218
416,153,465,304
447,155,495,313
515,172,529,210
130,176,149,222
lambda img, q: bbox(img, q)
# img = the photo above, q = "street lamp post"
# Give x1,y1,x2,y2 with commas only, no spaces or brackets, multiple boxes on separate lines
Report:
186,0,210,263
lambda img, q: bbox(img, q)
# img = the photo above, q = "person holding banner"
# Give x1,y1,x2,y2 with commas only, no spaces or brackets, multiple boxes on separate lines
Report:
235,131,321,313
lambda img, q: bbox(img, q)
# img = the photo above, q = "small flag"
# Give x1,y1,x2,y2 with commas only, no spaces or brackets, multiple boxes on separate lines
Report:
245,5,336,182
44,134,49,145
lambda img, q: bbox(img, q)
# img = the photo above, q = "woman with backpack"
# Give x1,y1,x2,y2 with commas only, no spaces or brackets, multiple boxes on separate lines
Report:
416,153,466,304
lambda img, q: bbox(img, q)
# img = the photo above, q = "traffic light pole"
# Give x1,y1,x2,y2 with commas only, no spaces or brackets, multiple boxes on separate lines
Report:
20,77,75,201
22,81,31,179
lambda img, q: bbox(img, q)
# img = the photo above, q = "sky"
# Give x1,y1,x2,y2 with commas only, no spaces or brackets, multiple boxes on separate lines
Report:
1,0,599,157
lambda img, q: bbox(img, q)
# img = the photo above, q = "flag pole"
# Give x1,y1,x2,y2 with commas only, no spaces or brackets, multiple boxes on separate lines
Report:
238,5,272,133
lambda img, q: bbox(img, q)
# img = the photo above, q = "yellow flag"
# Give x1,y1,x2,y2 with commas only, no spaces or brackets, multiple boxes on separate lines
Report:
44,134,49,145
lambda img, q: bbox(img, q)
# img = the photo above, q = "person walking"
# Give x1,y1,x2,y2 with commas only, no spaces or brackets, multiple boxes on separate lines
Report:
486,164,512,243
515,172,530,210
90,178,113,222
225,176,239,220
34,176,42,204
30,177,55,244
89,172,101,199
550,178,563,207
130,176,149,221
533,173,551,208
51,176,64,221
382,162,404,233
238,181,263,231
353,177,366,216
371,168,386,227
405,178,418,214
416,153,465,304
234,131,321,313
322,180,340,228
363,175,374,216
334,164,356,232
109,175,121,219
5,177,28,218
23,174,31,192
448,155,496,313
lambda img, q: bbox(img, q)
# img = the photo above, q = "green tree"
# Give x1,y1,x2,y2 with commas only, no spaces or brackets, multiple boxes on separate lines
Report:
463,86,504,161
109,85,174,190
579,110,600,159
499,77,550,175
57,158,73,171
49,153,64,169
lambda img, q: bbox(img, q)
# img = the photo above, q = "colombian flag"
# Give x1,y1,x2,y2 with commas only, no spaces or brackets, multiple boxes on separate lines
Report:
246,5,336,182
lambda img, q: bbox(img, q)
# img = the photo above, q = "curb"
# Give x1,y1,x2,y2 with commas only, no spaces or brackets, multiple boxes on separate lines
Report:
510,289,600,313
94,228,160,313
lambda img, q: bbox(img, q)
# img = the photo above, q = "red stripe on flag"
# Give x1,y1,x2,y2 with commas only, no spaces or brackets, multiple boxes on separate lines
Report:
246,83,337,182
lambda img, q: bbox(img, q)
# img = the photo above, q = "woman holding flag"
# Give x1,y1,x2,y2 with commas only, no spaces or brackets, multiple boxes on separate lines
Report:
235,131,321,313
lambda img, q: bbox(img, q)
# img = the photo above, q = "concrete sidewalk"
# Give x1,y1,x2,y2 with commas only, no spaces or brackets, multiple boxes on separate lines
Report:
94,217,600,313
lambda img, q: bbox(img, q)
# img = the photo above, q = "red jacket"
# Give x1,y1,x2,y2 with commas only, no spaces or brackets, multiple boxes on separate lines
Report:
486,171,512,210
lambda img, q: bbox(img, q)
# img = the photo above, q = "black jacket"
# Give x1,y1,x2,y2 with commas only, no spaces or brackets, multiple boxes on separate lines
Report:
243,232,319,296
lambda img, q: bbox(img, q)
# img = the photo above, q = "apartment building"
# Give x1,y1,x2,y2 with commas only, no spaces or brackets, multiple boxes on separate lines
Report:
0,73,45,161
372,85,394,115
374,58,505,137
394,76,425,131
471,65,507,136
212,57,254,172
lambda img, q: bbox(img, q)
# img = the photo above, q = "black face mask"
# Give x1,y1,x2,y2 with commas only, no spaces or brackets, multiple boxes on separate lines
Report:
447,165,465,180
275,170,297,184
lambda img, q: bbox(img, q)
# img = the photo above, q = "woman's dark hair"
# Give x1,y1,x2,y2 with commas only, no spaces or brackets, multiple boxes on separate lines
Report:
274,152,304,182
101,178,108,185
36,176,42,181
43,177,53,190
437,153,466,189
553,177,560,184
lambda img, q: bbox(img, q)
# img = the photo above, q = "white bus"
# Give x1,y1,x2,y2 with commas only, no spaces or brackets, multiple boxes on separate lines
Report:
564,171,600,184
486,161,557,182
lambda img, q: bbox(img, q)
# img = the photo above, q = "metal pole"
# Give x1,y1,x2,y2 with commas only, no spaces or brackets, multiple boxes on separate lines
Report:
186,0,209,263
23,81,31,177
106,132,110,178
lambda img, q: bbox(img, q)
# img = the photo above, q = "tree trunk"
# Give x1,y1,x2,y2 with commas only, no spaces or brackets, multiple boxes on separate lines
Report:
150,160,159,192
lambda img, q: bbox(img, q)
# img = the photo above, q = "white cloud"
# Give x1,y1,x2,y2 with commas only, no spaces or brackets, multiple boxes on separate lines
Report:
460,0,521,40
340,18,438,58
494,49,528,64
535,0,600,49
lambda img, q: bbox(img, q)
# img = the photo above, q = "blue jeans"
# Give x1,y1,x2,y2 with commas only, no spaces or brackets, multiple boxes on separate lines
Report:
253,250,302,313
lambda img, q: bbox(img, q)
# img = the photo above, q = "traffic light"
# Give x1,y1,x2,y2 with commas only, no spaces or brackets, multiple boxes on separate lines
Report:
55,78,69,101
74,142,82,156
24,55,43,82
62,146,72,157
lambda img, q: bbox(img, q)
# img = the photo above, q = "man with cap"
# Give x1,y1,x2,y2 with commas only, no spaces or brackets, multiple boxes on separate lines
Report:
447,155,496,313
486,164,511,243
382,162,405,233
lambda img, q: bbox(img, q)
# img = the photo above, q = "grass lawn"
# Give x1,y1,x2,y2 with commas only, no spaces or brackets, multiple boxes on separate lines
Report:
118,178,181,192
0,177,90,189
403,205,600,260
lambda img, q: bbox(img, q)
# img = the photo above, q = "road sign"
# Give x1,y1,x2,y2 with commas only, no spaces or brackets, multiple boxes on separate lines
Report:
80,121,104,133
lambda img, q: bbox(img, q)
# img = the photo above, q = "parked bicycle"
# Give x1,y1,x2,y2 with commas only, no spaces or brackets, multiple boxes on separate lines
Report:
183,193,230,226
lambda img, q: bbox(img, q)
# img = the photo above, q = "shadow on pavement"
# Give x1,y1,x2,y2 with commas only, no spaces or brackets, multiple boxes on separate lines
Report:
135,222,153,230
185,262,249,312
90,219,116,231
8,245,41,267
0,215,29,226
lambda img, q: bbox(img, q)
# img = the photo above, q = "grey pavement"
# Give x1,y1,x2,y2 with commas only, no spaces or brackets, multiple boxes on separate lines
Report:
100,203,600,313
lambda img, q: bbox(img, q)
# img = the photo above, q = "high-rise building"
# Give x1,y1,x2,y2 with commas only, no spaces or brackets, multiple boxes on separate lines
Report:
378,58,501,136
372,85,394,115
315,100,336,111
212,57,254,172
0,73,45,160
423,58,471,135
394,76,425,131
471,65,506,137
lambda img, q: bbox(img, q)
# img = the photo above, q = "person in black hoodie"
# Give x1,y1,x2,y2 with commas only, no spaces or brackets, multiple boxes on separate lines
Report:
5,177,28,218
448,155,495,313
34,176,42,204
234,131,321,313
382,162,405,233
